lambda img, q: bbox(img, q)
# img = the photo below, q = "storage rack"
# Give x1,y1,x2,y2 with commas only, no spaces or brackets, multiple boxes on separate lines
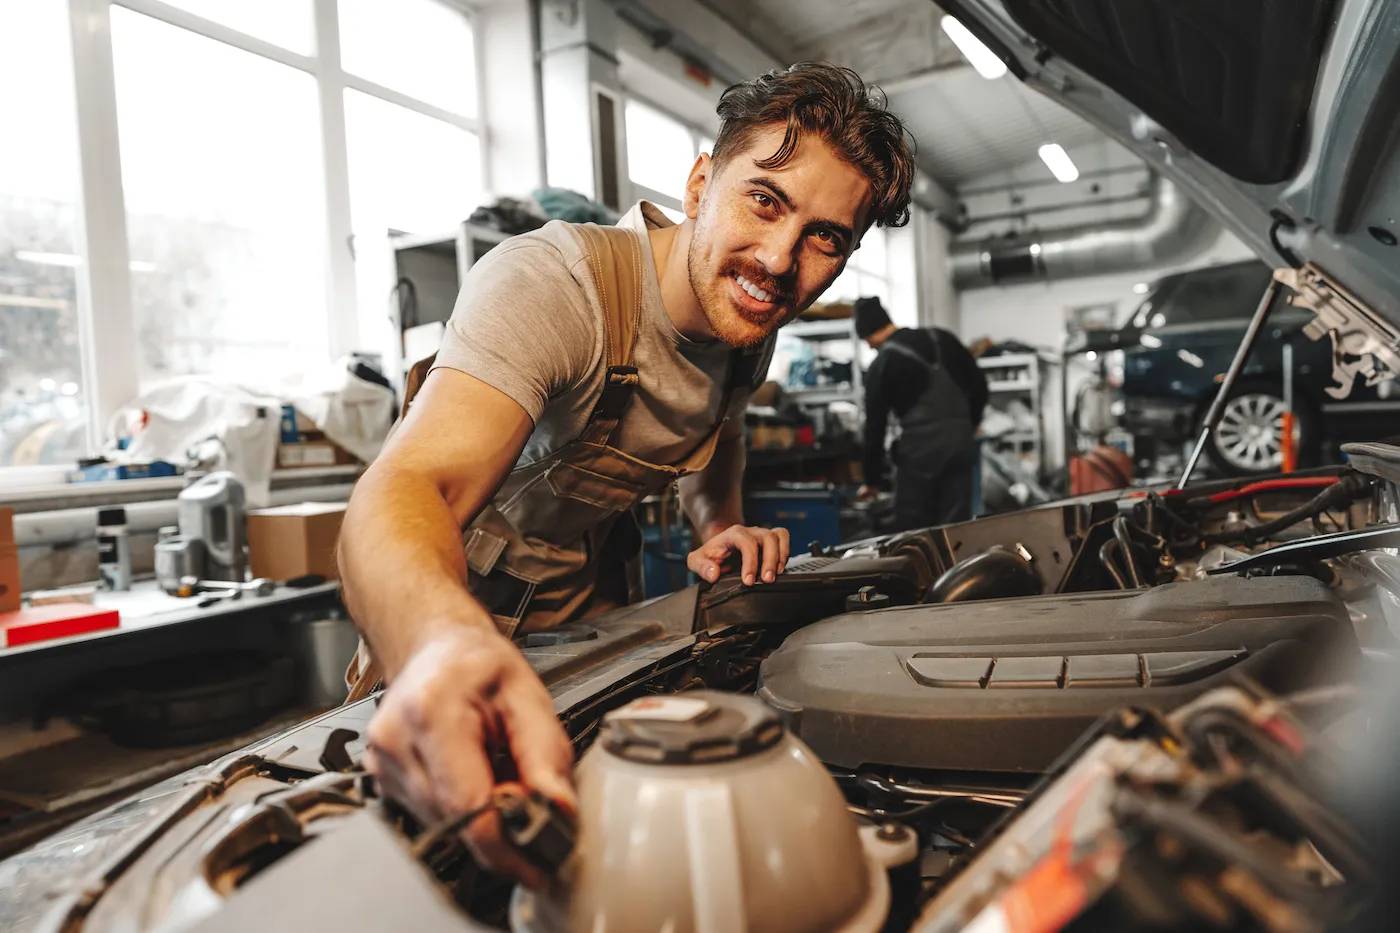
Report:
782,318,864,414
390,222,511,378
978,352,1047,478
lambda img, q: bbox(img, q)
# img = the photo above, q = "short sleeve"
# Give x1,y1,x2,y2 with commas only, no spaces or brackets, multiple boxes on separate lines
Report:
432,238,598,424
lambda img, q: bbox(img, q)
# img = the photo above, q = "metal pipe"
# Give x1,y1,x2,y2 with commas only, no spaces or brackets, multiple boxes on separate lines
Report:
1099,539,1130,589
965,191,1152,228
1112,516,1145,588
1179,279,1283,488
958,165,1146,197
951,173,1217,290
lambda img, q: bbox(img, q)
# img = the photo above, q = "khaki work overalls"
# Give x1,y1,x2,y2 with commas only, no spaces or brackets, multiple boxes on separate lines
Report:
345,223,759,701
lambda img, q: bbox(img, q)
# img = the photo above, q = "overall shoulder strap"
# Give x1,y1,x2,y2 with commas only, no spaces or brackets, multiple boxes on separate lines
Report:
576,223,644,368
575,223,645,442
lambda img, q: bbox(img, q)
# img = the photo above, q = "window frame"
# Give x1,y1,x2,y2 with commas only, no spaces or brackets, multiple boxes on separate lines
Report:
43,0,486,466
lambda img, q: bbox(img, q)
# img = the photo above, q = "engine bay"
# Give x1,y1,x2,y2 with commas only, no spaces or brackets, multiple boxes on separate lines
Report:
3,459,1397,932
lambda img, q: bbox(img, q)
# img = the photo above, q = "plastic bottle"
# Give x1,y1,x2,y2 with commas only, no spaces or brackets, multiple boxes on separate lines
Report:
97,507,133,591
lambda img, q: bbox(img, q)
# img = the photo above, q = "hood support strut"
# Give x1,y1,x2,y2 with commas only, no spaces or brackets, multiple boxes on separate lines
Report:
1179,279,1284,488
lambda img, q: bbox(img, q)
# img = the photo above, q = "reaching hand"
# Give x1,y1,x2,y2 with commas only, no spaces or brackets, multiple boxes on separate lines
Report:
687,523,791,586
363,625,576,889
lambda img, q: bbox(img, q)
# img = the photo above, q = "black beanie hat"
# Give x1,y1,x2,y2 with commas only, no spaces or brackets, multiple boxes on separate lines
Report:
853,296,892,339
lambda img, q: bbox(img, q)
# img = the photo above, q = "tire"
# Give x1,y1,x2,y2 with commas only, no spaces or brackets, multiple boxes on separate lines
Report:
1203,380,1319,477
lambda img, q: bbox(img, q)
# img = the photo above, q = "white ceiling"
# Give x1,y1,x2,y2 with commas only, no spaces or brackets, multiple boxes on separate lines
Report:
692,0,1111,192
889,69,1106,190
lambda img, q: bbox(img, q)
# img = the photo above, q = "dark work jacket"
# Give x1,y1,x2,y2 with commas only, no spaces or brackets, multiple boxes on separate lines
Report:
862,327,988,487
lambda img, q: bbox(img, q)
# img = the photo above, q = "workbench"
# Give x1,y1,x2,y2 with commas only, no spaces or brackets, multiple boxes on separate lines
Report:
0,580,345,855
0,579,343,712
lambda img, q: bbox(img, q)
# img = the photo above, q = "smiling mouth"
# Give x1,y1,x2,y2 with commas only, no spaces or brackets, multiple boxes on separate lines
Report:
728,273,788,324
735,273,776,304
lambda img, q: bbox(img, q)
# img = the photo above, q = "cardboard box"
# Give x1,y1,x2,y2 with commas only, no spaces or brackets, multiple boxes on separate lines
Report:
277,438,358,469
67,461,178,483
246,503,346,581
0,508,18,613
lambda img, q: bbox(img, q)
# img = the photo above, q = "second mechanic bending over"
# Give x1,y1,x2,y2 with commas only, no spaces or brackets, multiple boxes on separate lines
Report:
855,295,988,530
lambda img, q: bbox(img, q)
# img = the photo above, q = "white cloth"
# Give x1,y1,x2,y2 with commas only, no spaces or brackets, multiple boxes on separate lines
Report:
109,359,395,506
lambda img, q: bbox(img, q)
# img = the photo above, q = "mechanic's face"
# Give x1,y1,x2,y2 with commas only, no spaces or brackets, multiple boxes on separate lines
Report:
685,125,874,348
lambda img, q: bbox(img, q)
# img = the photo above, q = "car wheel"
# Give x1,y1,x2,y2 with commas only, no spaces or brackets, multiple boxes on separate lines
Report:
1203,383,1318,476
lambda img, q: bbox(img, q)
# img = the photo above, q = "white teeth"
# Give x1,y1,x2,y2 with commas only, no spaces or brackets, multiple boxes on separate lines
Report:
735,274,772,303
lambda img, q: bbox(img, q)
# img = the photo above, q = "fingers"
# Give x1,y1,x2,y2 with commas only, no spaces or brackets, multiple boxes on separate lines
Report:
687,546,721,583
757,527,780,584
367,703,441,819
726,526,761,586
500,676,578,815
689,525,794,585
367,629,568,890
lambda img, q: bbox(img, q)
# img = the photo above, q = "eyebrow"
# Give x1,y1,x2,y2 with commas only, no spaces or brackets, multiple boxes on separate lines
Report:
745,176,855,245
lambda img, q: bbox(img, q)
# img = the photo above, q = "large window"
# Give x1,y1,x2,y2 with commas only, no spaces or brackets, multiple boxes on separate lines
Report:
112,8,328,385
339,0,477,116
1,0,483,470
0,1,87,466
624,98,711,210
824,228,891,308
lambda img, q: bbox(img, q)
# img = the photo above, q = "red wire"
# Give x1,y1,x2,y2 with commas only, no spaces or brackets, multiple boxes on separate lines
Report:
1205,476,1337,505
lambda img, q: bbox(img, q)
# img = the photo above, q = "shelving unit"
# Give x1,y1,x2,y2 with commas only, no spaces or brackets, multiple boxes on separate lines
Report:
390,222,512,377
781,317,864,415
978,352,1048,478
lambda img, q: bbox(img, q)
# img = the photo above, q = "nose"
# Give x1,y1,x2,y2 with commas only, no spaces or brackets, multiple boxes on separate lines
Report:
754,223,801,280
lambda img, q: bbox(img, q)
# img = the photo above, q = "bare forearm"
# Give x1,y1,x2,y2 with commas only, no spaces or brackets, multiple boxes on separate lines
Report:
338,465,495,680
678,432,746,539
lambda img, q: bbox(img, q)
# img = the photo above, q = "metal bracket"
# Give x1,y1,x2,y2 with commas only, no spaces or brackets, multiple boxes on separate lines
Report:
1276,265,1400,400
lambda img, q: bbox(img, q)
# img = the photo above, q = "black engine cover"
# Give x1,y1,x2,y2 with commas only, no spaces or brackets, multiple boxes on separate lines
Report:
757,576,1359,773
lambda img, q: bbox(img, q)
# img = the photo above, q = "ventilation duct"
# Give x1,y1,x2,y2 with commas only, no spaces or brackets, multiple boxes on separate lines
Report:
950,173,1218,290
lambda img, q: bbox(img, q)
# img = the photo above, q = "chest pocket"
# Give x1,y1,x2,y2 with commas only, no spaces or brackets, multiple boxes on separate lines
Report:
499,459,650,551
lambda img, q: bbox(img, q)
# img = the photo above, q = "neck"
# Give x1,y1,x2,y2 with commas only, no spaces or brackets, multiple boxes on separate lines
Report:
871,323,898,349
648,220,715,341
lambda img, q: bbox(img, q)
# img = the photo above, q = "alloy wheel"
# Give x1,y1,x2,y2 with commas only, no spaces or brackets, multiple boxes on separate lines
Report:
1214,393,1288,473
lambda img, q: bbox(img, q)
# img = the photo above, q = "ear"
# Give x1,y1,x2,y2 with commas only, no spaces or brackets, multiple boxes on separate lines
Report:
683,153,711,219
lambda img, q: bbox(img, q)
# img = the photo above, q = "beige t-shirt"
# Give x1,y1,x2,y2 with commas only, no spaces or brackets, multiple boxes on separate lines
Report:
434,202,774,469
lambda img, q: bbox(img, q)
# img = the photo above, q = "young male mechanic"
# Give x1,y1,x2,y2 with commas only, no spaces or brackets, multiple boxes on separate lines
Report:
855,296,988,530
337,63,915,882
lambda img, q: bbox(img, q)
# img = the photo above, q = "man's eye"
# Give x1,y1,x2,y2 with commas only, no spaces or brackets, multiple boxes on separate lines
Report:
753,193,772,208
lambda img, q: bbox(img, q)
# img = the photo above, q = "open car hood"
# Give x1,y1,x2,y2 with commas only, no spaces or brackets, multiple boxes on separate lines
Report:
940,0,1400,389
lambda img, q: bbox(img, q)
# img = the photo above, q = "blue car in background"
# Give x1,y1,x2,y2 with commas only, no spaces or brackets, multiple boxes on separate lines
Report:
1108,260,1400,476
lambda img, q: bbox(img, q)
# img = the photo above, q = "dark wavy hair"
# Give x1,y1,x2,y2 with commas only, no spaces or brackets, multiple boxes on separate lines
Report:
711,62,916,229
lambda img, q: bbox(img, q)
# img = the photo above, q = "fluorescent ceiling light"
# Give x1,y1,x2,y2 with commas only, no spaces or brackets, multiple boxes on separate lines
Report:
1133,282,1150,294
16,250,81,267
128,260,158,273
1038,144,1080,183
940,16,1007,80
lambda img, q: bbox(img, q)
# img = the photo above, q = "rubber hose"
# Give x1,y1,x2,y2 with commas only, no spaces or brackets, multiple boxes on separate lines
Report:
1202,474,1367,547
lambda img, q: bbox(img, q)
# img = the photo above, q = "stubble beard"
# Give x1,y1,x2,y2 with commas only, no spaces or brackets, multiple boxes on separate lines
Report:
686,214,791,350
